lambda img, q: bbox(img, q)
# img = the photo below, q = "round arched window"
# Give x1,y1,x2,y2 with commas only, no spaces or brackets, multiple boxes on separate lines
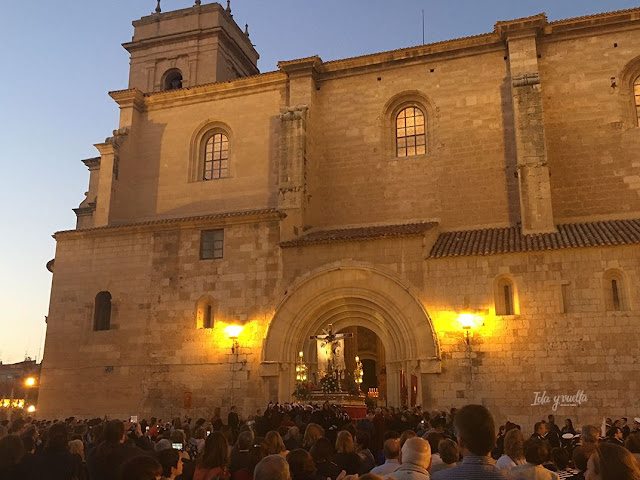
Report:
164,69,183,91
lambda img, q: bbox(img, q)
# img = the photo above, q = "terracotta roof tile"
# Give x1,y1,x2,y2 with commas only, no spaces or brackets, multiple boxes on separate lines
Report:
429,219,640,258
280,222,438,248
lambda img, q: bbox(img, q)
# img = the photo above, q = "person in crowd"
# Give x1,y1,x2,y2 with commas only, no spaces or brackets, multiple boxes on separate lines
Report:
621,419,631,439
19,433,41,479
285,427,302,452
303,424,325,451
37,422,85,480
355,430,376,474
497,428,526,471
400,430,417,449
511,438,559,480
547,417,561,437
370,438,400,476
254,454,291,480
581,426,599,445
431,404,511,480
120,455,163,480
568,444,597,480
606,427,624,445
230,430,253,475
383,436,431,480
334,430,361,475
550,448,577,479
310,437,340,480
228,407,240,430
0,434,25,480
194,431,230,480
585,442,640,480
69,439,85,462
625,433,640,465
562,421,576,437
265,431,289,457
429,439,458,474
86,420,149,480
287,448,327,480
157,448,183,480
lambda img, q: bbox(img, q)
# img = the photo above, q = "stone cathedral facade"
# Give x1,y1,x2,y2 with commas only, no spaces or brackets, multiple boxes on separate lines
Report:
39,3,640,426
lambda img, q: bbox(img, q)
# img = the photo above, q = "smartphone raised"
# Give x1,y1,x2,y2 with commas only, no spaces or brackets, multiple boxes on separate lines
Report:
172,442,183,450
130,415,138,424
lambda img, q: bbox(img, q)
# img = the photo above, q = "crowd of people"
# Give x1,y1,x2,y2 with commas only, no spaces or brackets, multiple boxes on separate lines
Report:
1,402,640,480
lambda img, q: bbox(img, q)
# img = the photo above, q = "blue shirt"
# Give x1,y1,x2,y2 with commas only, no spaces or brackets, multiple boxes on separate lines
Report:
432,455,514,480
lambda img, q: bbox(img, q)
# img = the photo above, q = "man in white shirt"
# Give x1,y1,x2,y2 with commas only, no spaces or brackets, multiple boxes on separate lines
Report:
372,438,401,475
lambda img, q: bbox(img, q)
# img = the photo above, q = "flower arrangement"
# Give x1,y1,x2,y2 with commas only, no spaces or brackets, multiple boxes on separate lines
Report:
293,382,314,400
319,374,340,393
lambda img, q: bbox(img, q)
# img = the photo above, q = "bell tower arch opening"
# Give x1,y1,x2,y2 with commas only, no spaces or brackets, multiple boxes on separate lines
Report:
261,266,441,407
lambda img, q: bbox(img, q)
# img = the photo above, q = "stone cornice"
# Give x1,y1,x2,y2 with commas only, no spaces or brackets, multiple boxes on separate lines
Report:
54,208,284,239
81,157,100,169
141,72,285,110
494,13,548,40
108,89,146,111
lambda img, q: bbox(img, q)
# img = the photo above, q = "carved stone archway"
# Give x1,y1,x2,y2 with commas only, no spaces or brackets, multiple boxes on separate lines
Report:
260,266,441,406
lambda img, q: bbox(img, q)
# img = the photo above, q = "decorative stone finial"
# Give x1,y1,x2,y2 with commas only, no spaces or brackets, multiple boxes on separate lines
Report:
245,23,250,37
155,0,161,13
195,0,201,5
226,0,232,14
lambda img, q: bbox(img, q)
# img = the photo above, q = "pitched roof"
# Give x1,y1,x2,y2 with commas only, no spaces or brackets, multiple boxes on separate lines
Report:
429,219,640,258
280,222,437,248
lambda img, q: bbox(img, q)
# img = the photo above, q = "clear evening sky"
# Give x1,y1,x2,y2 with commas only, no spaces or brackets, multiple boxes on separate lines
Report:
0,0,637,364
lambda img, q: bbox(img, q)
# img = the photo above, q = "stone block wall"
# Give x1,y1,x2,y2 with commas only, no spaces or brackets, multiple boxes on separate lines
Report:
423,245,640,428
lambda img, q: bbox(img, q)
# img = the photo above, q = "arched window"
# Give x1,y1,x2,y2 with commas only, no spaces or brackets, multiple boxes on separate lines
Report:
93,291,112,331
396,106,426,157
163,69,183,91
634,76,640,127
196,295,215,329
494,276,517,316
203,133,229,180
603,269,627,311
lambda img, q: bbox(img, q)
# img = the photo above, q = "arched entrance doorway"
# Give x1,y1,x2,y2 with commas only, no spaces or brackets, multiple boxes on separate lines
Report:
260,266,441,407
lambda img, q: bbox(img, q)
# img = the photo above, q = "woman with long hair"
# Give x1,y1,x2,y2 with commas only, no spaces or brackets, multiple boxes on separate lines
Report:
333,430,361,475
586,442,640,480
562,419,576,436
303,424,325,451
265,431,288,457
194,431,230,480
310,437,340,480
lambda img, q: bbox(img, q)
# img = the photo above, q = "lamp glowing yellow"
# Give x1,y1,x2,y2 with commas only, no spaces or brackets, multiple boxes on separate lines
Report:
225,324,243,339
25,377,36,387
299,351,304,358
355,356,360,362
458,313,476,330
27,405,36,413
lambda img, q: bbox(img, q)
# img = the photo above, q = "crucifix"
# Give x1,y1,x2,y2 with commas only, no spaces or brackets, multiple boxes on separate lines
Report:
310,325,353,382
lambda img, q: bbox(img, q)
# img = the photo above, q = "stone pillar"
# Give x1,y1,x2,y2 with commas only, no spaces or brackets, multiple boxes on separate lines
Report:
277,57,322,241
496,15,556,234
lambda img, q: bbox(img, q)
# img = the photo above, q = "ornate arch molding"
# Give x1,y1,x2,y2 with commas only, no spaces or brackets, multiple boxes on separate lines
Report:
261,266,441,368
188,119,234,182
381,90,437,158
618,55,640,128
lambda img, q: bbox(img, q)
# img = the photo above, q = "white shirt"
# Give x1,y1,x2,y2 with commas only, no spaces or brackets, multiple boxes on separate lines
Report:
371,459,401,475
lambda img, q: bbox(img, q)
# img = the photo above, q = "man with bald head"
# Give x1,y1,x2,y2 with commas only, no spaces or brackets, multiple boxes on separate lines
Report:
383,437,431,480
254,454,291,480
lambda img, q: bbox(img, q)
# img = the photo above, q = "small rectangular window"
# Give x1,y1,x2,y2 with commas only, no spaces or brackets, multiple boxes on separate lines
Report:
200,229,224,260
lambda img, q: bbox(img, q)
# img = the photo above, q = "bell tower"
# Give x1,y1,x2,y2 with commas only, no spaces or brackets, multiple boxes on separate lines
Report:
123,1,259,93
